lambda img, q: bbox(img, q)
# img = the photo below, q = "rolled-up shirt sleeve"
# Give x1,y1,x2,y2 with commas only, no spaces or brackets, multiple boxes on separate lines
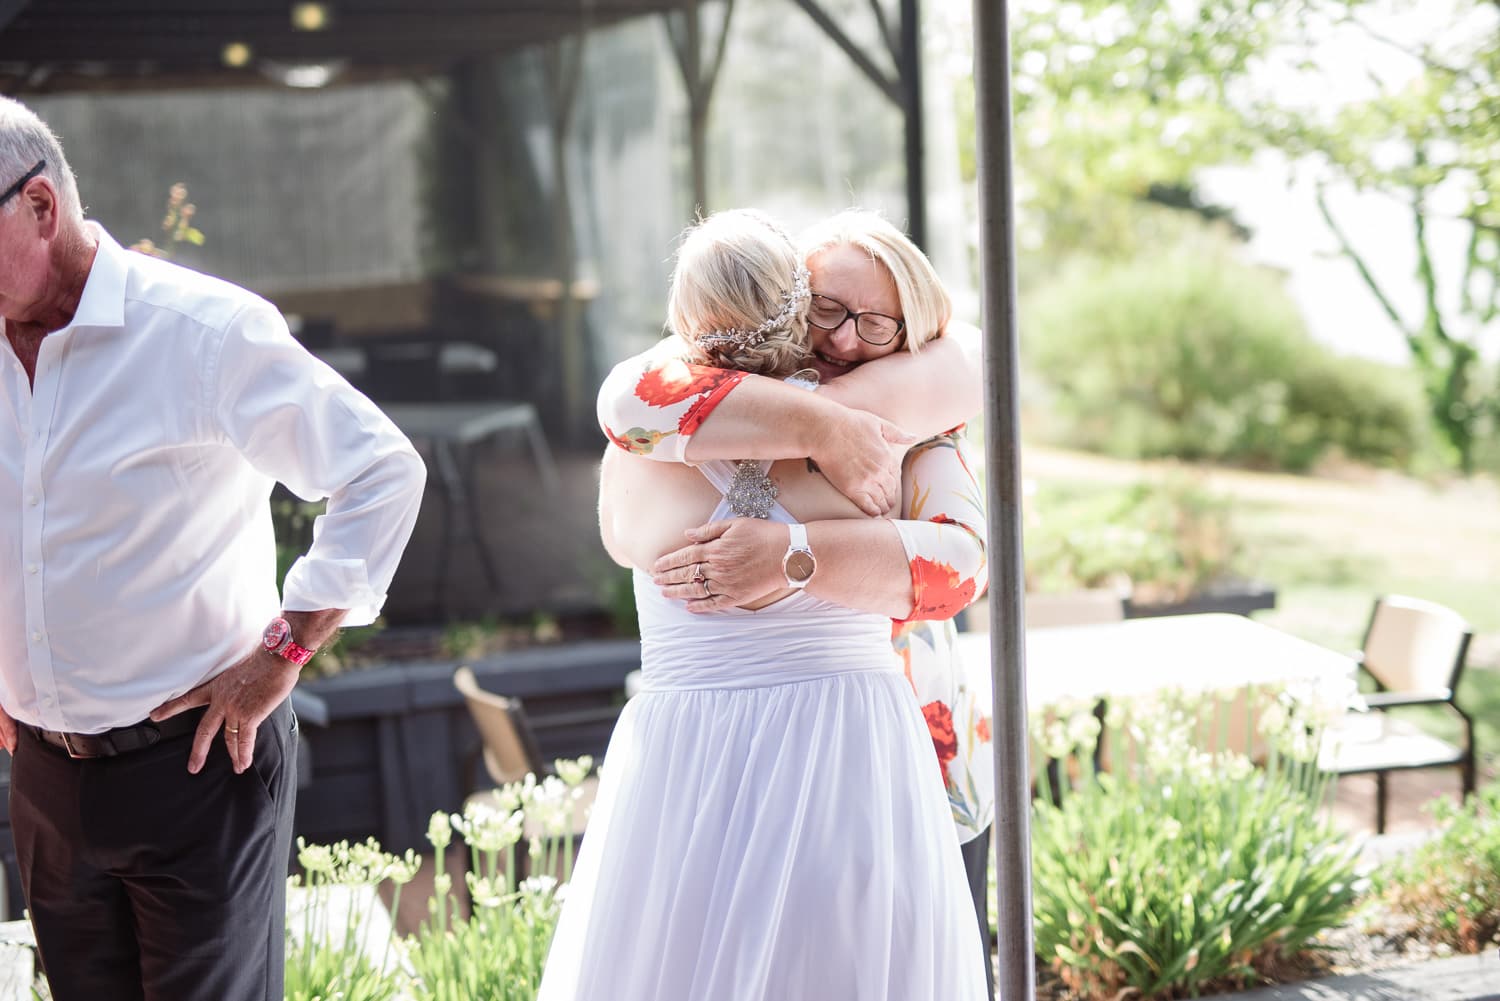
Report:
892,429,989,623
209,301,427,625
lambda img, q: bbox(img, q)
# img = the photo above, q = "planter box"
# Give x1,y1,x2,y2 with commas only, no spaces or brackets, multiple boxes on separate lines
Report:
1124,581,1277,619
294,639,641,854
958,582,1278,633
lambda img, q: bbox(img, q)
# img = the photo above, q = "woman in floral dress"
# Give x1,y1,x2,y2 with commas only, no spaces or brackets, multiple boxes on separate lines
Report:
595,208,995,997
539,209,987,1001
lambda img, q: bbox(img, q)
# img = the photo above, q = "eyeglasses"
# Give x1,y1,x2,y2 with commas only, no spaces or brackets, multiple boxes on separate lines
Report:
806,293,905,346
0,160,45,209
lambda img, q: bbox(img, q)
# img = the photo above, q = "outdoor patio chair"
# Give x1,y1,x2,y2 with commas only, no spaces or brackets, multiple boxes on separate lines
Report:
1318,594,1476,833
452,667,597,843
1025,588,1126,629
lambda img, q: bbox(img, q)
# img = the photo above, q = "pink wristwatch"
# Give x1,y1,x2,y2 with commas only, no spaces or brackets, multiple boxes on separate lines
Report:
262,616,316,667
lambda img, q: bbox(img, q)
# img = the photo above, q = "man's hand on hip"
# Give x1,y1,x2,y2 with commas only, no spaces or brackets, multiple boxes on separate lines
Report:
150,650,299,775
0,706,15,754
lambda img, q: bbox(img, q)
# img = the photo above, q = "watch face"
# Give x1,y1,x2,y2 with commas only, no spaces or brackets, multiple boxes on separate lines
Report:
262,617,291,651
787,551,816,582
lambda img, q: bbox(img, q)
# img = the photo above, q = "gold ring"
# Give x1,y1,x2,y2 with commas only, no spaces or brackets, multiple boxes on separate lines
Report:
691,563,706,583
226,726,240,734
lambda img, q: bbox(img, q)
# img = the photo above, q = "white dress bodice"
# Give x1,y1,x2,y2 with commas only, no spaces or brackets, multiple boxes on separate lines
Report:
631,459,900,691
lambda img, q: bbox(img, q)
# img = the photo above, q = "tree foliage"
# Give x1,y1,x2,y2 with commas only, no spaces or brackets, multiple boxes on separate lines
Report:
1270,0,1500,470
976,0,1500,470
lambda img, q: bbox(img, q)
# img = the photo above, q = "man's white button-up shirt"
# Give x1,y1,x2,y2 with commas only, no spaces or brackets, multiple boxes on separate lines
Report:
1,226,427,733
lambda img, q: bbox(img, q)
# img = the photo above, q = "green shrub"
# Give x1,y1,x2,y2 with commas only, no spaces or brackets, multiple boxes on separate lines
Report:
1025,242,1431,472
1025,475,1244,603
1029,687,1365,999
1284,353,1434,470
1378,784,1500,953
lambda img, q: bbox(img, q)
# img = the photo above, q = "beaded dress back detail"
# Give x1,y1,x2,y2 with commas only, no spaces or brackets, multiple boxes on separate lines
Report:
726,460,779,519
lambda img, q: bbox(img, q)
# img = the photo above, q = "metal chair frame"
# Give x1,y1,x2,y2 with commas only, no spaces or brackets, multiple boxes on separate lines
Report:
1326,596,1476,833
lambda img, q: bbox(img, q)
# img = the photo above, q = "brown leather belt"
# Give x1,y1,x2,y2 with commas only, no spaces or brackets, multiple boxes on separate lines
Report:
29,706,207,760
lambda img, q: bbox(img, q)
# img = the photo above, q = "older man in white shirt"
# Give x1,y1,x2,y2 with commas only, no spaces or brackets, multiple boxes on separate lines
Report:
0,97,427,1001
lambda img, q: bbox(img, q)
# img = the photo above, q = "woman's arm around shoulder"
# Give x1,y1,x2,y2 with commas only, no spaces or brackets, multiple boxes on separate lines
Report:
817,322,983,435
595,342,911,516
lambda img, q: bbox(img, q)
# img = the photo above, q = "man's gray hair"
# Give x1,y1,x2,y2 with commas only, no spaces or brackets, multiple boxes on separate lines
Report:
0,97,83,221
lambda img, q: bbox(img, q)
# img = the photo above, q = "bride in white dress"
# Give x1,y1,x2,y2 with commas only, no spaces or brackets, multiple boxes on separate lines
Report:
537,210,987,1001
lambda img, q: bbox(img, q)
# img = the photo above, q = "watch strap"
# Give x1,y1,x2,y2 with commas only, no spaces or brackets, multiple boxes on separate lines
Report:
276,638,316,667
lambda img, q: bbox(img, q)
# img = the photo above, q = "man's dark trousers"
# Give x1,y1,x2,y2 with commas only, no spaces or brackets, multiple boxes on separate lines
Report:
10,699,297,1001
960,824,996,1000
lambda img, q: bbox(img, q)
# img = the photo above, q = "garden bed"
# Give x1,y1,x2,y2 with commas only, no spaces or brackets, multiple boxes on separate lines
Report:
1034,916,1498,1001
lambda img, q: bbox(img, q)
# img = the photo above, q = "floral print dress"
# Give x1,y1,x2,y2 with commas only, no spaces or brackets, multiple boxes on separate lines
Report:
597,351,995,843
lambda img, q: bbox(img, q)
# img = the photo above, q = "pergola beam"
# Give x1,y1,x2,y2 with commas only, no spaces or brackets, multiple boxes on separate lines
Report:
785,0,899,103
897,0,923,250
785,0,925,248
0,0,680,88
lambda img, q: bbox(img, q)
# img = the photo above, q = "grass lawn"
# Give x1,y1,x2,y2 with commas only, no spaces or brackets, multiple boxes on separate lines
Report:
1019,445,1500,779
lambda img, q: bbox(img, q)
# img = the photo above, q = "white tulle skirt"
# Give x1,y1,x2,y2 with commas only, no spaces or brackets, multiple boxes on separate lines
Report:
537,663,987,1001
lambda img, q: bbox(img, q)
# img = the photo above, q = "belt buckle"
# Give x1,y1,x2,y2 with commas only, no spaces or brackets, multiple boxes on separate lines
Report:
60,731,98,759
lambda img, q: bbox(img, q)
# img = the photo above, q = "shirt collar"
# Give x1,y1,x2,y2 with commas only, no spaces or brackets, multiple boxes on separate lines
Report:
67,222,128,331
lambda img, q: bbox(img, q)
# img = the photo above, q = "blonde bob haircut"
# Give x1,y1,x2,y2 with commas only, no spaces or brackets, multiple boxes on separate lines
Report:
667,209,812,379
798,209,952,352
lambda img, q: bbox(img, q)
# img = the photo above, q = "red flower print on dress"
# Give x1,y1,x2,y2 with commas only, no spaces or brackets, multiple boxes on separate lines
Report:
633,361,742,408
923,701,959,785
907,557,977,620
975,716,992,745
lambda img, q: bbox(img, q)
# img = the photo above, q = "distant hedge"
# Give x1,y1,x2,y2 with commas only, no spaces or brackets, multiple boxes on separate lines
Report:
1024,245,1431,472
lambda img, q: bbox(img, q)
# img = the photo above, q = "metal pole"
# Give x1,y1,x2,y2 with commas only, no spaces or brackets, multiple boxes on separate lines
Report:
899,0,926,249
972,1,1034,999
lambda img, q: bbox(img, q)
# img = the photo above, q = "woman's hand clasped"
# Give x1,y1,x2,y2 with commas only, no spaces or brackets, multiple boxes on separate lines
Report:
653,519,788,612
811,409,915,517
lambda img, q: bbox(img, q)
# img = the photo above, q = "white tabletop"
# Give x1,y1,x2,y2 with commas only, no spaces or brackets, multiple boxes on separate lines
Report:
957,613,1358,711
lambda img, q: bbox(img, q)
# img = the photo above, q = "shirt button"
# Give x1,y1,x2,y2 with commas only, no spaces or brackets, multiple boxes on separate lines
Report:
26,564,37,574
26,495,38,506
30,631,42,642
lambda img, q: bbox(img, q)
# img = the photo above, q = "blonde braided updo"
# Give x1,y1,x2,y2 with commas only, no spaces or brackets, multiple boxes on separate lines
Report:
667,209,813,378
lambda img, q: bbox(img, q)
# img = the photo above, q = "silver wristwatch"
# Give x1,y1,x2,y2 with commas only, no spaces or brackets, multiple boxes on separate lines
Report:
783,523,816,589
